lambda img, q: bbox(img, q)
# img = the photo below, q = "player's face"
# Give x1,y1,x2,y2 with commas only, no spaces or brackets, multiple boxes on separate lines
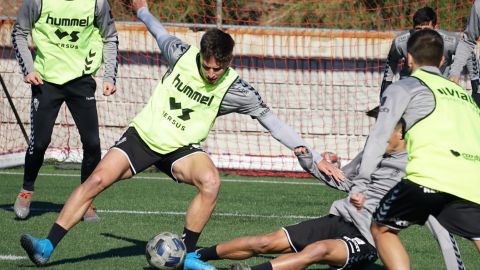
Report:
200,56,227,84
385,125,405,154
414,21,435,31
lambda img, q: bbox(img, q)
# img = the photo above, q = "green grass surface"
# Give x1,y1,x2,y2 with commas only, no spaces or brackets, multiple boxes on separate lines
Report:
0,165,478,269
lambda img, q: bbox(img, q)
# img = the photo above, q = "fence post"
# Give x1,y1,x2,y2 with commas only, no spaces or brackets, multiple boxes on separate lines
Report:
216,0,222,29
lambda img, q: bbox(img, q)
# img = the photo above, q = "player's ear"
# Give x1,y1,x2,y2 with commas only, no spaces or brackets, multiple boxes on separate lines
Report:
407,53,414,71
439,55,445,68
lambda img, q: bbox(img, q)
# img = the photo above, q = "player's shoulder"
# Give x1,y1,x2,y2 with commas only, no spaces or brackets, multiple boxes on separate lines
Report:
389,76,423,94
436,29,458,44
394,30,411,43
228,77,258,97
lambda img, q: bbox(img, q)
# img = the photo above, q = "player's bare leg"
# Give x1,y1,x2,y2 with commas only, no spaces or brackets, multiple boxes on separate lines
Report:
269,239,347,270
172,152,220,270
475,240,480,252
173,152,220,234
371,222,410,270
56,148,133,229
216,229,292,259
20,148,132,265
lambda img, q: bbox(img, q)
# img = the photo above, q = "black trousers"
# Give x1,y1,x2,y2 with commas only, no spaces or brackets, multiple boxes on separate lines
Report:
23,75,101,191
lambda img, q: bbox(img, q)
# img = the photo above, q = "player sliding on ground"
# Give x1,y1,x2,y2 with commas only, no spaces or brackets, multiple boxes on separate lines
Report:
193,108,466,270
18,0,343,269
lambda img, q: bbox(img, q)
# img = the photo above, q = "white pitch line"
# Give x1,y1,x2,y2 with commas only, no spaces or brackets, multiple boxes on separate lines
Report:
0,255,27,261
0,206,317,220
0,171,322,186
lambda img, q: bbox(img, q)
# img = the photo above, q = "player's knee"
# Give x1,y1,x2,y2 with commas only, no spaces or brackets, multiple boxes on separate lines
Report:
83,171,108,194
194,170,221,198
300,242,329,263
371,222,395,238
251,234,278,253
82,136,101,154
28,139,51,155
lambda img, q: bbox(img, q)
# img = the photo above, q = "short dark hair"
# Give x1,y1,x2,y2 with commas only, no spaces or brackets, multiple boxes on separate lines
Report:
407,29,443,67
413,6,437,27
366,106,380,118
200,29,235,67
366,106,405,135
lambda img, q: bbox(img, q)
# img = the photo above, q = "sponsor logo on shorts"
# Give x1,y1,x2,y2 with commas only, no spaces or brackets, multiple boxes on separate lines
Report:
33,98,40,111
343,236,366,253
420,186,437,194
115,136,127,146
393,219,411,227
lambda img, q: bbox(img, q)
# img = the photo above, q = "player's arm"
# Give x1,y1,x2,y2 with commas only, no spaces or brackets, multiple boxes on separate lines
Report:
380,38,402,97
96,0,119,95
294,146,350,191
450,1,480,82
350,84,409,209
11,0,42,85
219,79,344,181
133,0,187,68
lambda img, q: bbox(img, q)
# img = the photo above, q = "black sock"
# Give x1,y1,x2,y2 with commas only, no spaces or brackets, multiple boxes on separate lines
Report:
182,227,201,253
196,245,219,261
251,262,273,270
47,223,68,248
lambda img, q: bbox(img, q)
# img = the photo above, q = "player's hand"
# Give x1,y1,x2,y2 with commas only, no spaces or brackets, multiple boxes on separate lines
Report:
24,72,43,85
293,146,308,155
131,0,148,13
350,192,365,210
317,159,345,182
103,82,116,96
449,75,460,83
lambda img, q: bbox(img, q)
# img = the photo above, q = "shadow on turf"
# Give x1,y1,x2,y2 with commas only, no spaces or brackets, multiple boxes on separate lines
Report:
0,201,64,220
37,233,147,267
13,231,386,270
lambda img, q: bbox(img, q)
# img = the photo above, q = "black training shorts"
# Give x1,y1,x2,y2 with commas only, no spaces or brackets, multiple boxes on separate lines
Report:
283,215,377,269
112,127,204,180
373,179,480,240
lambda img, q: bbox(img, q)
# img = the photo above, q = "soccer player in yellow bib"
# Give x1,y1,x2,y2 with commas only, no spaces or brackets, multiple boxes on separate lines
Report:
18,0,343,268
12,0,118,222
350,29,480,269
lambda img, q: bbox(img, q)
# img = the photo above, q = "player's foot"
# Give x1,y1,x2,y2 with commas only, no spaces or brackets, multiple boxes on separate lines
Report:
184,252,217,270
83,203,100,222
20,234,53,266
14,189,33,219
230,263,251,270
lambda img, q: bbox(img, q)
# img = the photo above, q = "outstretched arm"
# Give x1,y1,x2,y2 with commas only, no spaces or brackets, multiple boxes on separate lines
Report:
350,85,409,209
132,0,187,67
219,78,344,181
257,113,344,182
294,147,350,191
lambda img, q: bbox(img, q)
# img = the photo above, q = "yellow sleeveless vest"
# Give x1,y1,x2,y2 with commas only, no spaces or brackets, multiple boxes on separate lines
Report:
32,0,103,84
131,46,239,154
407,69,480,204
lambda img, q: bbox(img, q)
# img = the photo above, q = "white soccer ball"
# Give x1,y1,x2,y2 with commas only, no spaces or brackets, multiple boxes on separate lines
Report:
145,232,186,270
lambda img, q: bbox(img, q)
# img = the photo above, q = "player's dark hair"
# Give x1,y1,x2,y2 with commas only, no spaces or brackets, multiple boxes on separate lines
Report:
407,29,443,67
200,29,235,67
413,6,437,27
366,106,406,137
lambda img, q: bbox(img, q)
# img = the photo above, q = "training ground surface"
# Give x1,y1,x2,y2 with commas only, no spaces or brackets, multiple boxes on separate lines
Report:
0,166,479,269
